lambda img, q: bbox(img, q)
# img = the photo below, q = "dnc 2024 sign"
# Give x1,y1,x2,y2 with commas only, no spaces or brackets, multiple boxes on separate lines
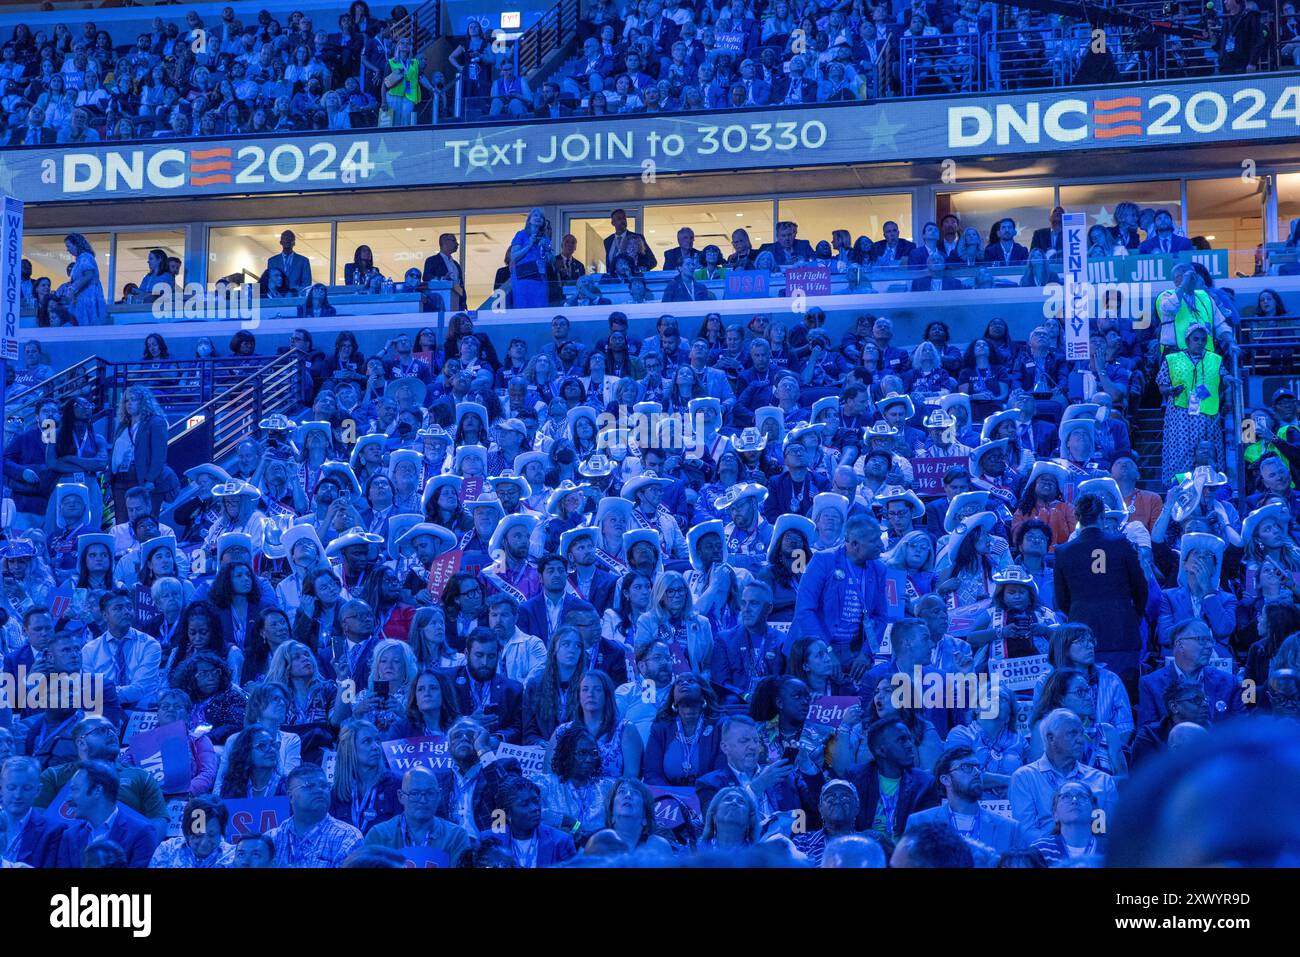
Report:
3,74,1298,204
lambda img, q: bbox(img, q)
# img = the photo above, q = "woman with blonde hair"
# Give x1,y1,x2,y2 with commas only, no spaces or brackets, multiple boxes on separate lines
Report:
329,718,402,834
343,637,418,735
265,639,343,732
632,571,714,677
882,530,937,613
111,384,178,516
700,786,761,848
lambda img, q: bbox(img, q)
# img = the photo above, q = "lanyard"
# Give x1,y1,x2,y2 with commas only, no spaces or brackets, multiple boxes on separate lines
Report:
675,718,703,777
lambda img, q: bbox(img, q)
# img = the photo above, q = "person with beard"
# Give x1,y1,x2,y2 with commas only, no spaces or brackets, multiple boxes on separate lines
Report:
435,716,523,834
906,746,1026,860
35,716,169,831
488,473,536,517
561,527,618,613
483,514,541,602
718,484,773,575
519,554,586,646
845,717,941,841
614,639,675,758
448,629,524,744
793,513,888,681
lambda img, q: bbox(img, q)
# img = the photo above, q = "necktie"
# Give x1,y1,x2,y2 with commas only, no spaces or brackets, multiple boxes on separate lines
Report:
113,639,128,685
1163,239,1169,253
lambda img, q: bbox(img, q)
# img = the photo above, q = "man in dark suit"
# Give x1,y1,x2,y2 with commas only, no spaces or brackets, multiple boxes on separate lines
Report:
984,218,1030,266
53,761,160,868
1030,206,1064,259
318,599,379,688
604,208,657,271
1138,210,1194,255
6,105,57,146
696,714,820,820
1,756,64,867
1053,493,1148,695
846,717,941,839
910,251,964,291
563,531,619,616
661,227,702,272
553,233,586,285
758,220,816,266
435,717,524,833
265,229,312,294
562,603,629,686
711,581,787,702
661,257,714,303
765,442,829,522
449,629,525,744
519,554,585,645
924,466,971,539
869,221,916,266
772,53,818,104
421,232,466,310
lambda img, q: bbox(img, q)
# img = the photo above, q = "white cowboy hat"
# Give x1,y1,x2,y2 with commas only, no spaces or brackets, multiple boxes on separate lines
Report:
1075,476,1127,513
547,480,597,514
810,492,849,525
1241,503,1290,549
877,392,915,420
294,420,332,449
395,522,458,559
1058,418,1096,451
488,472,533,497
595,496,634,527
348,433,388,470
513,451,549,476
621,471,673,502
875,485,924,520
320,461,362,497
968,439,1012,474
731,427,768,453
939,393,970,420
980,409,1020,443
489,513,539,556
325,526,384,558
386,376,427,404
1176,532,1227,590
559,524,599,556
421,473,464,511
212,480,261,499
454,401,489,434
944,491,991,533
452,445,488,474
622,528,661,559
138,535,177,569
810,396,840,424
1023,459,1071,492
388,448,420,480
990,563,1040,604
185,463,232,485
75,533,115,561
753,406,785,446
767,512,815,563
715,482,768,511
579,453,617,478
686,519,727,572
384,513,426,561
275,523,325,564
941,510,997,564
216,532,253,563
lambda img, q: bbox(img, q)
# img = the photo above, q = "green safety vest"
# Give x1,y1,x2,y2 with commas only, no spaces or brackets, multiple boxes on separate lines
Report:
1165,350,1222,416
1168,289,1218,355
387,57,421,104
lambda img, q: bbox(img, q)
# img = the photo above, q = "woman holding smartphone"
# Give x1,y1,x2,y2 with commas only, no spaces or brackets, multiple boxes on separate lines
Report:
509,208,554,309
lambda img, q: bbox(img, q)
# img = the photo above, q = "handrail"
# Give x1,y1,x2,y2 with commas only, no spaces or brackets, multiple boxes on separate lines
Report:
6,356,108,426
518,0,580,78
168,350,308,463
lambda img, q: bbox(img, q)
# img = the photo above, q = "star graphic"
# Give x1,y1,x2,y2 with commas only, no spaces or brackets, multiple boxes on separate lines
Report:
370,138,400,178
0,157,20,198
1092,205,1116,228
864,110,903,152
460,134,489,179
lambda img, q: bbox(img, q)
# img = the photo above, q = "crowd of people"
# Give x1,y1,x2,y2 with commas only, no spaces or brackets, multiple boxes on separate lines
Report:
0,0,1283,146
2,180,1298,869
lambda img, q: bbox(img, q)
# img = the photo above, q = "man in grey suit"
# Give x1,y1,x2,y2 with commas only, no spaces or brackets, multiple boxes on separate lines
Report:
906,746,1026,863
266,229,313,294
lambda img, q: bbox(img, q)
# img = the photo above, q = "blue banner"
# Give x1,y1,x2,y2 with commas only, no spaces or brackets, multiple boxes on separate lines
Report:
2,75,1298,204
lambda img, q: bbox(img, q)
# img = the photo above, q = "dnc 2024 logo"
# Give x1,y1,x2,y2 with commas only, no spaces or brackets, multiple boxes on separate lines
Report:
948,84,1300,148
48,141,376,194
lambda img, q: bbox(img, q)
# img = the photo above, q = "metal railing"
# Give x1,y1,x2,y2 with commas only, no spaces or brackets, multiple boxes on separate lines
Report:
167,350,308,466
389,0,443,52
900,30,989,96
6,356,107,429
518,0,580,78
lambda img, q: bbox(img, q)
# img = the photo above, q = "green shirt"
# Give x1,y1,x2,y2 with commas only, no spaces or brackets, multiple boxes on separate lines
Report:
37,762,169,823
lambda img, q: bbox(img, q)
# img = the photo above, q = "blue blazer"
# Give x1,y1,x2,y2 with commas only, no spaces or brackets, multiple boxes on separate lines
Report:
1138,661,1244,728
791,548,889,652
519,593,586,646
13,812,65,867
478,823,576,867
1138,234,1194,255
1155,588,1237,649
54,803,159,868
906,803,1027,856
265,251,313,292
694,764,819,821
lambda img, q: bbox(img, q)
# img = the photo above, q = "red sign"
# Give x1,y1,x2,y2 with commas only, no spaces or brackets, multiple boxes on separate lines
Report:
784,265,832,297
912,456,966,497
807,696,859,728
426,549,464,600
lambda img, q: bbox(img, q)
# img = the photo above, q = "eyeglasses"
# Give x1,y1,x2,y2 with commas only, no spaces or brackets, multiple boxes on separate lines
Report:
1177,635,1216,645
1058,791,1093,804
952,762,982,774
1070,636,1097,647
402,789,439,801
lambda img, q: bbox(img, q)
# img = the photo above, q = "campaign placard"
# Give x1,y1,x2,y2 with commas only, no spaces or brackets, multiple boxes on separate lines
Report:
912,456,966,496
784,265,831,297
401,846,451,868
497,743,548,779
223,797,291,839
381,736,453,773
123,710,160,744
723,270,770,300
807,696,859,728
126,720,192,793
990,654,1052,692
980,799,1015,820
649,785,701,828
426,549,464,600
